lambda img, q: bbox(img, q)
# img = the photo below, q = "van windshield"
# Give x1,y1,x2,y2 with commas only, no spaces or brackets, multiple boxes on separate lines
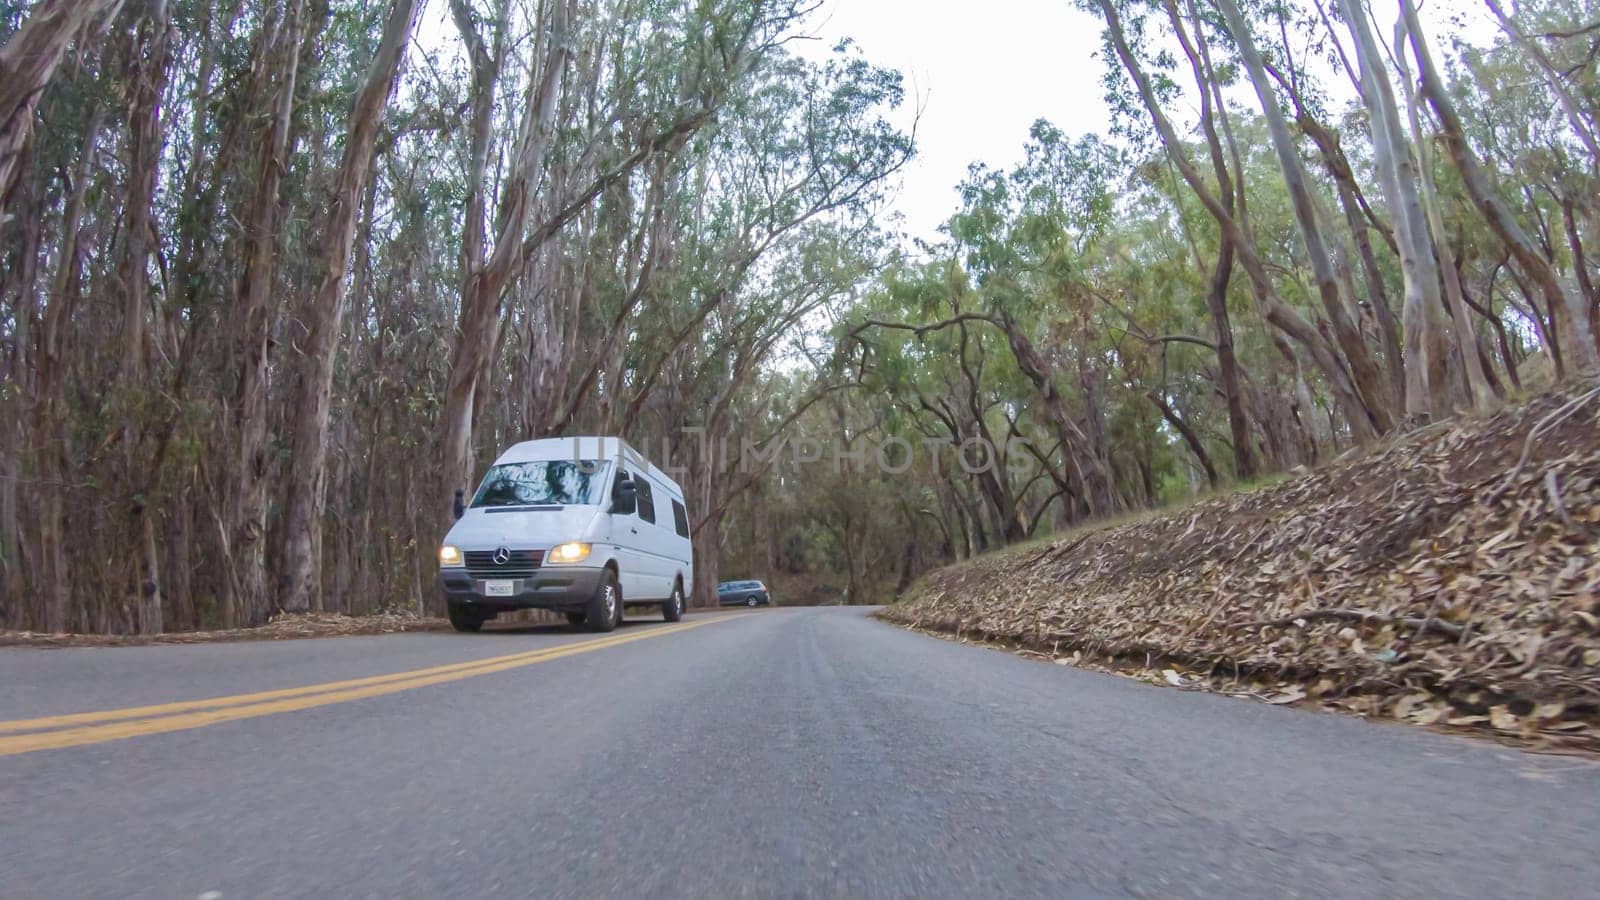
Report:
471,460,606,508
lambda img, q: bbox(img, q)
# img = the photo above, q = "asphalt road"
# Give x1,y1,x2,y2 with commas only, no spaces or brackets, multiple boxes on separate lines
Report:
2,606,1597,899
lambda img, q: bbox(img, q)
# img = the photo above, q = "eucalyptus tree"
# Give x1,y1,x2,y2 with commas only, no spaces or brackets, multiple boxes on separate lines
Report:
1328,0,1456,417
1387,11,1498,411
1480,0,1598,163
849,256,1071,542
1455,0,1600,368
945,125,1130,517
1399,0,1598,374
276,0,424,614
0,0,124,222
1211,0,1396,433
1088,0,1385,444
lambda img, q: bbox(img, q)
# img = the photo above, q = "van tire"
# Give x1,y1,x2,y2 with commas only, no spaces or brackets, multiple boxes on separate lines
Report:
745,596,758,607
564,612,586,628
447,601,486,633
587,572,620,633
663,582,684,622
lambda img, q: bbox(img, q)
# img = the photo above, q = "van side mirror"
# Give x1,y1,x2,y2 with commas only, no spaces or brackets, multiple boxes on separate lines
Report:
453,488,465,521
610,477,637,515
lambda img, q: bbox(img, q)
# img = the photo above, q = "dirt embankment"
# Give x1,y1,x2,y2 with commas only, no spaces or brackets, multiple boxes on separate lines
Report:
882,384,1600,751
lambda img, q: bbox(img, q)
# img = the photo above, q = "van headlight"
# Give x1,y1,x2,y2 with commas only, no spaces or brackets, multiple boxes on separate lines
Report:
439,545,464,567
546,541,591,564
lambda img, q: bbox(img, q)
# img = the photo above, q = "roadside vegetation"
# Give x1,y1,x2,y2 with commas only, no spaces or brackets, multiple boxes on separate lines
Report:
2,0,1598,647
884,383,1600,750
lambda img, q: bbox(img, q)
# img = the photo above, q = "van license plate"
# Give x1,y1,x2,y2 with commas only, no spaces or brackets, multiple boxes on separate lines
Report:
484,580,514,597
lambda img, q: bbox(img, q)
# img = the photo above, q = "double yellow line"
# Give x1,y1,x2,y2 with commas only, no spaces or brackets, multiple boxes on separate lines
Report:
0,619,716,758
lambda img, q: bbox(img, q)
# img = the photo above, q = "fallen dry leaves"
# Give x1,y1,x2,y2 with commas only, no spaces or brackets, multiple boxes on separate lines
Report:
882,383,1600,753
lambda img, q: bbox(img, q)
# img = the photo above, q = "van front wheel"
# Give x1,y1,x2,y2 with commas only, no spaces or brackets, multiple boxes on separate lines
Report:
586,572,620,633
663,582,684,622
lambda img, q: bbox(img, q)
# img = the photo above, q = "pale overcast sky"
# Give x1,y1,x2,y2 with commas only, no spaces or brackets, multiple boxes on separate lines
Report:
791,0,1492,244
793,0,1114,243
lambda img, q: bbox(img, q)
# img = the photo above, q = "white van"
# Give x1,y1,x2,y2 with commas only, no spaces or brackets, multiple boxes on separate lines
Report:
437,437,694,633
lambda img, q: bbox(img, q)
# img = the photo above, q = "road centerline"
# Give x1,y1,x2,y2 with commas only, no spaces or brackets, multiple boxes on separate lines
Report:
0,618,720,757
2,634,627,735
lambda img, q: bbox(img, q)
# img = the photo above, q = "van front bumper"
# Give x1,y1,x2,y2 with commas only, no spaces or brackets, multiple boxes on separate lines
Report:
439,566,604,613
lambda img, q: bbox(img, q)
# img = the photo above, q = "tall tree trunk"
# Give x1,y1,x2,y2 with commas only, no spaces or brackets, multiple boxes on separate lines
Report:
1094,0,1377,445
1167,0,1255,478
441,0,570,536
1214,0,1394,436
115,0,174,634
1205,237,1257,479
1335,0,1455,418
2,138,43,625
995,312,1111,515
278,0,422,614
1389,20,1498,412
228,0,309,627
1398,0,1600,375
1291,109,1406,408
0,0,123,221
32,107,103,632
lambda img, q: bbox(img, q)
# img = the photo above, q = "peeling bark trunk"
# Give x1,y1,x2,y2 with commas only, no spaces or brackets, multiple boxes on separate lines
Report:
1294,112,1406,408
0,0,124,220
227,0,309,627
1398,0,1600,375
1095,0,1377,445
1168,0,1256,479
1388,23,1497,412
278,0,422,614
441,0,570,534
33,107,103,632
116,0,173,634
1336,0,1455,418
1214,0,1394,436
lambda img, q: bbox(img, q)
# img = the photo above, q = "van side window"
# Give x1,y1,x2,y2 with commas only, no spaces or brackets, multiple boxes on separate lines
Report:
671,500,689,538
636,479,656,524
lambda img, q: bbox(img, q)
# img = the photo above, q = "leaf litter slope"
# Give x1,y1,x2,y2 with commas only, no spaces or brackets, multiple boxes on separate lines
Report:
884,383,1600,751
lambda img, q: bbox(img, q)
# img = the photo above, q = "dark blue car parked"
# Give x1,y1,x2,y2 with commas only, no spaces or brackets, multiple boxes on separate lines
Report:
717,580,772,607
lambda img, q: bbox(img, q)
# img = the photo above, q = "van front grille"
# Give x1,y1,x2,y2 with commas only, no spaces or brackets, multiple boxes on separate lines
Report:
464,549,544,579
